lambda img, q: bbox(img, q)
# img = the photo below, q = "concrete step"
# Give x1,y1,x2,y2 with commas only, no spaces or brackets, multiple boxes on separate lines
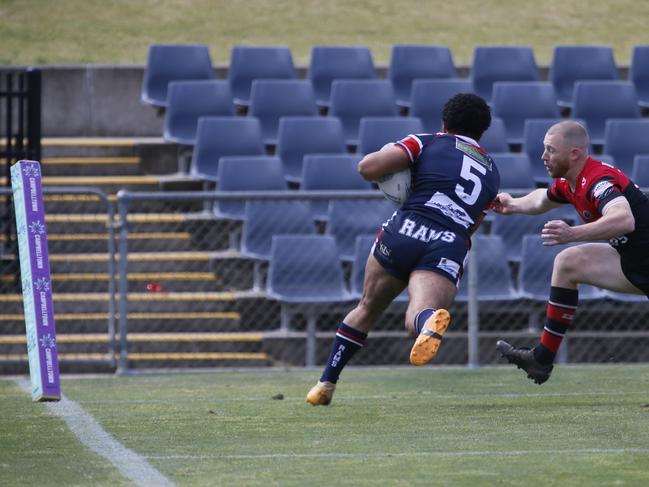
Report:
41,137,143,158
40,156,143,177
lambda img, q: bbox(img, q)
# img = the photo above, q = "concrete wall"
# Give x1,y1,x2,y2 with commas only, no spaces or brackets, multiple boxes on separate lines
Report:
1,64,629,137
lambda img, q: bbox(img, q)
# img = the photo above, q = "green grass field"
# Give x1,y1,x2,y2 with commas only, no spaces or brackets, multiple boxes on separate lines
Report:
2,365,649,486
2,0,649,65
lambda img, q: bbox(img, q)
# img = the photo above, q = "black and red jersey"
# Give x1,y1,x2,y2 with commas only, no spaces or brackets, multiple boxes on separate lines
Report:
547,156,649,256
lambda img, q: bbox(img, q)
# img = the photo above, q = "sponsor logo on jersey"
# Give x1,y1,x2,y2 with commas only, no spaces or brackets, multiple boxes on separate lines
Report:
437,257,460,279
609,235,629,247
378,242,391,257
592,180,614,199
455,140,492,169
423,192,474,228
398,218,456,243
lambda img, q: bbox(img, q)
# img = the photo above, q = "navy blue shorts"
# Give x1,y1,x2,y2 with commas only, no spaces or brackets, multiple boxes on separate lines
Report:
372,211,469,285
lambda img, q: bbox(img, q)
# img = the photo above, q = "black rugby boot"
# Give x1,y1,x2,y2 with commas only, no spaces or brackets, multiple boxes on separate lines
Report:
496,340,553,385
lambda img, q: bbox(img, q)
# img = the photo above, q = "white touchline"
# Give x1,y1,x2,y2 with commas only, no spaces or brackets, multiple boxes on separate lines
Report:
16,379,174,487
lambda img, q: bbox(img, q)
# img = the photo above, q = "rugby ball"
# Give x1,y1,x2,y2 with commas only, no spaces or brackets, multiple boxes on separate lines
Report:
377,168,412,205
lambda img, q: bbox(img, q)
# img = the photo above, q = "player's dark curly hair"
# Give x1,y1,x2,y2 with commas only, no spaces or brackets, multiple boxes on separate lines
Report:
442,93,491,141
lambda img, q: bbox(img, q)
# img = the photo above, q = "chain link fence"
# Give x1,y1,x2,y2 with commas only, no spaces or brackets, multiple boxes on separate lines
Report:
113,189,649,372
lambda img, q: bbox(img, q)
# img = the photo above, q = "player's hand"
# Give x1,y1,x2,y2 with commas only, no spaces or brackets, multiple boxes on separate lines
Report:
491,193,515,214
541,219,574,246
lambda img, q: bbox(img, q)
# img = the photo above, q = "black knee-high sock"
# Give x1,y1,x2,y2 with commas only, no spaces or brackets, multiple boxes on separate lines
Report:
534,286,578,365
320,323,367,384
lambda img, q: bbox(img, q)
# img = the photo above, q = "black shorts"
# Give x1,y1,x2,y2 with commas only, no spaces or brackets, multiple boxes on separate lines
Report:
372,211,469,285
619,251,649,298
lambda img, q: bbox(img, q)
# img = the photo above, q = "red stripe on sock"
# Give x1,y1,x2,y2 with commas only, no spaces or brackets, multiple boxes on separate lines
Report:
546,303,575,324
540,329,563,353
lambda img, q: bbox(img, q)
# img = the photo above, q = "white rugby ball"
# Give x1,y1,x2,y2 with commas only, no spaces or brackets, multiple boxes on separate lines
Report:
377,167,412,205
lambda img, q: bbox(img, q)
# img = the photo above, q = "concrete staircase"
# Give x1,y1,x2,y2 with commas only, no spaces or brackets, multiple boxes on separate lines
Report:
0,138,275,373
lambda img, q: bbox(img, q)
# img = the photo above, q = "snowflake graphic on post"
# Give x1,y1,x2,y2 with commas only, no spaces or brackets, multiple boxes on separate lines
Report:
34,278,51,292
40,334,57,349
29,220,46,235
22,164,41,178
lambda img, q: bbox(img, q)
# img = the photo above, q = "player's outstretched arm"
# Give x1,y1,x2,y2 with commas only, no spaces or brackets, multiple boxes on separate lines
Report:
492,188,559,215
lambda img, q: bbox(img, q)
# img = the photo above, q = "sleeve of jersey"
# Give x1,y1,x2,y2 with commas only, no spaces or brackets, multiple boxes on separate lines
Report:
546,182,569,204
588,177,624,212
395,134,433,164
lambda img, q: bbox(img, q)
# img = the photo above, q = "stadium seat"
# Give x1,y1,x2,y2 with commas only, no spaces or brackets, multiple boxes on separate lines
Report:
470,46,540,103
326,199,396,261
631,155,649,187
276,117,347,183
550,45,619,108
241,200,316,261
491,206,579,264
301,154,370,221
163,80,234,145
630,45,649,108
571,81,640,145
456,235,518,302
141,44,214,108
602,119,649,175
479,117,509,153
490,153,534,190
388,44,457,108
519,235,605,300
267,234,352,303
491,82,560,145
351,234,408,302
596,154,616,166
308,46,377,108
190,117,265,182
228,46,296,106
214,156,287,220
248,80,318,146
329,80,399,147
603,289,648,302
357,117,424,155
410,79,474,132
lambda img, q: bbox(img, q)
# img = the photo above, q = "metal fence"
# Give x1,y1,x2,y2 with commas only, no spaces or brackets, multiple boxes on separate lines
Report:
113,189,649,373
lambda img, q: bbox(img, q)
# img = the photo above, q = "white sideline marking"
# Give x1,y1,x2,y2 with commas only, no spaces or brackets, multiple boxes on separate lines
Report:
17,379,174,487
146,447,649,461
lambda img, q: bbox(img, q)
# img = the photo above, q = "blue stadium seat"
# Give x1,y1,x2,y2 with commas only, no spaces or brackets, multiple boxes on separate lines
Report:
603,119,649,175
603,289,648,302
276,117,347,184
163,80,234,145
141,44,214,108
308,46,377,108
490,153,534,190
326,199,396,261
630,45,649,108
301,154,370,220
470,46,539,103
410,79,474,133
479,117,509,153
631,155,649,187
351,235,408,302
248,80,318,146
596,154,616,166
190,117,265,182
357,117,424,155
329,80,398,146
571,81,640,145
519,235,605,300
241,201,316,261
228,46,296,106
456,235,518,302
491,207,579,264
550,45,619,108
491,82,560,145
267,235,352,303
388,44,457,108
214,156,287,220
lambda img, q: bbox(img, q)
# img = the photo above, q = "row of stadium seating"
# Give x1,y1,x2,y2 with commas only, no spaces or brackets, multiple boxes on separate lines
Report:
266,233,645,309
141,44,649,111
180,116,649,187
